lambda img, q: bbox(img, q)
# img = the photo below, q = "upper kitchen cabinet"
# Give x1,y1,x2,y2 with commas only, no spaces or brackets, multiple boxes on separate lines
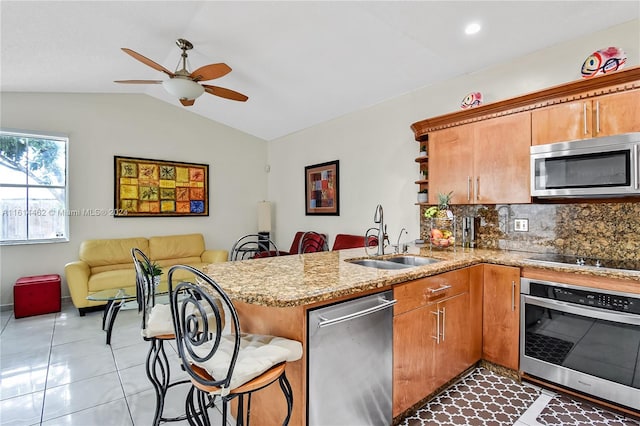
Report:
412,67,640,203
429,112,531,205
531,89,640,145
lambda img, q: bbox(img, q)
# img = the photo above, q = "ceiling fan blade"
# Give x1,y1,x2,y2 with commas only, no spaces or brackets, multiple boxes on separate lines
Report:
203,85,248,102
190,63,232,82
121,48,174,77
114,80,163,84
180,99,195,107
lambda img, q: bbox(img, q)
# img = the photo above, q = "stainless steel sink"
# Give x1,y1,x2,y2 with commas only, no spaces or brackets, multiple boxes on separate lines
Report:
347,255,441,270
347,259,411,270
384,255,441,267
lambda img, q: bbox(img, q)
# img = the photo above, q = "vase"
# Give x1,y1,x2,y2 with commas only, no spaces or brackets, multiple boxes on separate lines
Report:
417,193,428,203
153,275,161,287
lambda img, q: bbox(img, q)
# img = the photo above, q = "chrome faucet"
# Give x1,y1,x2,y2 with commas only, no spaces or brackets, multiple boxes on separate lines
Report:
395,227,408,254
373,204,387,256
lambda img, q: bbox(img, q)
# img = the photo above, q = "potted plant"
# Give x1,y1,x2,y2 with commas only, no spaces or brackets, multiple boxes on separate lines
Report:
417,189,428,203
419,144,427,157
143,261,163,287
420,169,428,181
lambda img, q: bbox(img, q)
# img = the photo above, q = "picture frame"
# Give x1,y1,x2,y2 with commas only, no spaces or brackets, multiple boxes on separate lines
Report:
305,160,339,216
114,156,209,217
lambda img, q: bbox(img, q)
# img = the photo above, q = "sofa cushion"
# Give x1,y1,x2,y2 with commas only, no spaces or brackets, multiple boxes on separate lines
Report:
150,234,205,261
88,269,137,292
80,237,149,269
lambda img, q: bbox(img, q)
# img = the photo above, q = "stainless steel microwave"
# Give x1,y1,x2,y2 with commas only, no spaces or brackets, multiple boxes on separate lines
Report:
531,132,640,198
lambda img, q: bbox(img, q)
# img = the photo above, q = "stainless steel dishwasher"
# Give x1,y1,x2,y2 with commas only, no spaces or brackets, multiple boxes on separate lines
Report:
307,290,396,426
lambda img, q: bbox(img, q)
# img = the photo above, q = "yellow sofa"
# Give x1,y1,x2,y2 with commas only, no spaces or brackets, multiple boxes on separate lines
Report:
64,233,227,315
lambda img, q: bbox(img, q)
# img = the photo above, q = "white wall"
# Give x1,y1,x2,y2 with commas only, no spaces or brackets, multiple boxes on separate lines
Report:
267,20,639,249
0,93,267,306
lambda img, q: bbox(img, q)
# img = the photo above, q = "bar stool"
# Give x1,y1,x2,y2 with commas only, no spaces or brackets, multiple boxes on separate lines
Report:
131,248,191,425
229,234,280,260
168,264,302,425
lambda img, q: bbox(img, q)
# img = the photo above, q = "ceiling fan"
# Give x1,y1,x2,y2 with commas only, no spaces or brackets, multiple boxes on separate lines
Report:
115,38,248,106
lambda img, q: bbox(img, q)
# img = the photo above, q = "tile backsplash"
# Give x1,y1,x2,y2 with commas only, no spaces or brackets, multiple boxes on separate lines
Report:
420,202,640,262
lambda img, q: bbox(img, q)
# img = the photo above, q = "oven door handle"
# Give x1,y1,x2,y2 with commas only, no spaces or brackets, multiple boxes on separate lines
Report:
522,294,640,326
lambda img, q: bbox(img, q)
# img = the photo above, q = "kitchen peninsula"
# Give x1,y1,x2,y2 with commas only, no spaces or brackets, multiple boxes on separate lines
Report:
202,247,640,424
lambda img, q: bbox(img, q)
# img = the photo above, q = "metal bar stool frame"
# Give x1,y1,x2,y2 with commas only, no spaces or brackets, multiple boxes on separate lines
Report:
229,234,280,261
132,248,193,425
168,265,294,425
297,231,329,253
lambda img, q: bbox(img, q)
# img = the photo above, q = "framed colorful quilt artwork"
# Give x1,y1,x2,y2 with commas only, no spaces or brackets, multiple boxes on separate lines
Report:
305,160,339,216
114,156,209,217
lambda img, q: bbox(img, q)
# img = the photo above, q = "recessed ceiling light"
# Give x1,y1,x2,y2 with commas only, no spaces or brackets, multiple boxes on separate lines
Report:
465,22,482,35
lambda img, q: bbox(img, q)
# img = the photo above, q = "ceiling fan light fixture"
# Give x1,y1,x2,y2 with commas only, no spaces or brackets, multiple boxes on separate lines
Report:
162,77,204,100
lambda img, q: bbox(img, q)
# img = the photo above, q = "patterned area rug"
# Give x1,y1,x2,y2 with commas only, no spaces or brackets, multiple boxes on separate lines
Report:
400,367,540,425
536,394,640,426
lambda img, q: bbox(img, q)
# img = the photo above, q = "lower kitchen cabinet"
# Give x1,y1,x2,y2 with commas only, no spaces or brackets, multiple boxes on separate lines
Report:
393,267,480,417
482,264,520,370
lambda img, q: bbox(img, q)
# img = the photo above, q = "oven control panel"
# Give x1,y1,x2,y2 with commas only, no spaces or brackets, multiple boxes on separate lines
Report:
530,283,640,314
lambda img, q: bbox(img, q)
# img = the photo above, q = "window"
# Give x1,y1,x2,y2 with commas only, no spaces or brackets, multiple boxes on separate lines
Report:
1,129,69,244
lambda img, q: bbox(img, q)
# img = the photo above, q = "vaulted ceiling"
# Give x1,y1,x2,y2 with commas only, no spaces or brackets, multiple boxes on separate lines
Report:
1,1,638,140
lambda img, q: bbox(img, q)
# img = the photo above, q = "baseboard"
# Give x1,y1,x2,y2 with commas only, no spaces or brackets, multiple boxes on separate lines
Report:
1,295,72,313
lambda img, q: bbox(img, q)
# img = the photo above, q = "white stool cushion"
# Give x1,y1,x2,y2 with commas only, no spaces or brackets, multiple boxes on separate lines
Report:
142,299,226,339
191,333,303,393
142,303,174,338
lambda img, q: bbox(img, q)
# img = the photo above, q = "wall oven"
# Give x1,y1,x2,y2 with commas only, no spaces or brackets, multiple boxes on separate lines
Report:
530,132,640,198
520,277,640,410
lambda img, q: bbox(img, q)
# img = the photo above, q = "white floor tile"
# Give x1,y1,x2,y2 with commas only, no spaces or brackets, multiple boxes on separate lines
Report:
46,350,117,388
49,336,111,365
126,387,192,426
40,398,133,426
112,341,149,371
42,372,124,421
0,361,49,400
0,391,44,426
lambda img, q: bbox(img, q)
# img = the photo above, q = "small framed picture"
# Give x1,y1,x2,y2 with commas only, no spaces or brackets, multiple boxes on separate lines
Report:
304,160,339,216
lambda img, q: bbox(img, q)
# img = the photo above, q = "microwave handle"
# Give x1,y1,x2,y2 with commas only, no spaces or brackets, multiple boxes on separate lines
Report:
636,144,640,190
522,294,640,326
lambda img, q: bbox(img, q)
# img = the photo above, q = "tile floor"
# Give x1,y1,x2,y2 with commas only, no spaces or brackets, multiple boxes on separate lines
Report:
2,300,639,426
0,301,229,426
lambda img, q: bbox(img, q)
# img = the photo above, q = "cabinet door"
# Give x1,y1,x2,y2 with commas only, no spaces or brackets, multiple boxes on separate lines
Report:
473,113,531,204
595,90,640,137
482,264,520,370
433,292,470,389
393,306,437,417
531,100,593,145
428,125,474,205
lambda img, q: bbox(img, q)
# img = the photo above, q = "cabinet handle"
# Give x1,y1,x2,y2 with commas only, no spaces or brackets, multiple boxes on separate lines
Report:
440,307,446,342
475,176,479,201
428,284,452,294
467,176,471,202
595,101,600,134
431,310,440,344
511,280,516,312
583,102,588,135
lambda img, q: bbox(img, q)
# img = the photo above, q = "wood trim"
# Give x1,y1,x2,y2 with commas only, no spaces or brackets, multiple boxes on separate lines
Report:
411,66,640,140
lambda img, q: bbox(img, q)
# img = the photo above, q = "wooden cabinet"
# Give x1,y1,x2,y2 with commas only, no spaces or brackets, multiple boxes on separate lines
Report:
393,268,480,416
532,89,640,145
429,112,531,204
482,264,520,370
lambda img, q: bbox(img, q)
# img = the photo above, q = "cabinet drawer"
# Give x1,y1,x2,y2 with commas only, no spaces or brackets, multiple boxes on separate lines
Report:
394,268,470,316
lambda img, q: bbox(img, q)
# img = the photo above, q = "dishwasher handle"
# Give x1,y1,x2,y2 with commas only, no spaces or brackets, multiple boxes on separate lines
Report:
318,297,397,328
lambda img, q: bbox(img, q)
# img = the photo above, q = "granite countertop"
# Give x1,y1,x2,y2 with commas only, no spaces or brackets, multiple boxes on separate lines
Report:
203,246,640,308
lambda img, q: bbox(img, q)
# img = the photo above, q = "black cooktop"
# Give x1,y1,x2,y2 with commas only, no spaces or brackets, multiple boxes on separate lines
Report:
526,253,640,272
